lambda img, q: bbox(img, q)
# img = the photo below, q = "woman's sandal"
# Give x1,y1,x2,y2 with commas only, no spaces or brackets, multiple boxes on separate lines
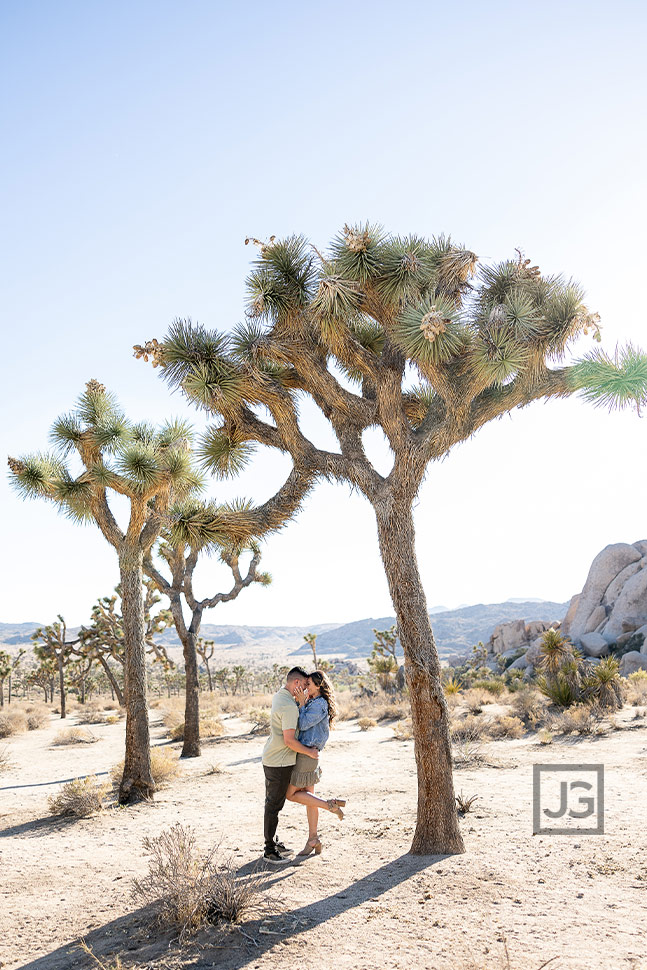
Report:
297,836,322,857
327,799,345,820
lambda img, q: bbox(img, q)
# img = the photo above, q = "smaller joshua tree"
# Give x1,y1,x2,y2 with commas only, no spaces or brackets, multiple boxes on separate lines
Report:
31,616,80,718
8,381,206,802
145,531,271,757
78,580,175,707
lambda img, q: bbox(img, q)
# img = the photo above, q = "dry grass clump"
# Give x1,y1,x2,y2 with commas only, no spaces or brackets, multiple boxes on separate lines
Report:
376,701,409,721
455,791,478,814
357,717,377,731
76,706,108,725
110,748,181,789
487,715,524,739
48,774,109,817
26,708,49,730
510,686,550,728
0,711,28,737
337,695,409,723
132,823,268,937
52,727,99,745
170,715,225,741
393,718,413,740
248,709,271,735
0,746,12,773
461,687,494,712
471,677,506,697
625,670,647,706
450,714,488,743
550,703,607,737
537,728,554,745
453,738,486,768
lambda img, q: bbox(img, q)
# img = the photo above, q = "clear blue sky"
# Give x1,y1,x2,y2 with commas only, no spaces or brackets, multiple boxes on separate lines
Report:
1,0,646,628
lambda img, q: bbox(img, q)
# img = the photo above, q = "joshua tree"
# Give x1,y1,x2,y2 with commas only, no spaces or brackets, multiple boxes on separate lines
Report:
78,581,175,707
145,535,270,757
138,227,647,854
0,651,11,707
6,649,26,706
196,638,215,691
31,617,80,718
8,380,203,802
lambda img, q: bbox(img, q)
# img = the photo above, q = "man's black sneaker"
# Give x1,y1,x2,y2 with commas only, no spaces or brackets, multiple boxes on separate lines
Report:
263,847,291,865
274,839,293,856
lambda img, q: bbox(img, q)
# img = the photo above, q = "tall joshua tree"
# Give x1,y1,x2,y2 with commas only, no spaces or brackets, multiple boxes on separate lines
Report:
145,533,271,758
138,227,647,854
8,381,203,802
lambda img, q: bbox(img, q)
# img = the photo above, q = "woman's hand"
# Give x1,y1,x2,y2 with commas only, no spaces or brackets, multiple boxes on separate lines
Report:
308,747,319,759
294,683,307,707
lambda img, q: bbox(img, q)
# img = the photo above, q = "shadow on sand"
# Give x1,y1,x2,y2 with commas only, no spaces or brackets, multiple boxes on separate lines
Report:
12,853,446,970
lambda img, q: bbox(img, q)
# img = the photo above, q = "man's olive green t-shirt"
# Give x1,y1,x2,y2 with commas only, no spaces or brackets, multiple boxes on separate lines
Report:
262,687,299,767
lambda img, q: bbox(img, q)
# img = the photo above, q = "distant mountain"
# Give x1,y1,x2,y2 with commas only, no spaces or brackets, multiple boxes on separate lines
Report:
289,600,569,659
0,601,568,663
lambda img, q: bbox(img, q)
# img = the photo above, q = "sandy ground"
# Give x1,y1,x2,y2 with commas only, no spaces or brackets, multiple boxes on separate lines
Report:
1,702,647,970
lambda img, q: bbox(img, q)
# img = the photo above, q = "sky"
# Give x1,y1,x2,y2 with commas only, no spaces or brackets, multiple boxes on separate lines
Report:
1,0,646,631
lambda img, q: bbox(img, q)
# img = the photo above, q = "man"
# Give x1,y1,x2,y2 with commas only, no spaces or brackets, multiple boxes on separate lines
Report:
262,666,319,863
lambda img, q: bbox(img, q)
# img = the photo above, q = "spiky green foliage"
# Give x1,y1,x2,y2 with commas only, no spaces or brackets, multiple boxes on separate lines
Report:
197,426,254,478
330,223,386,284
569,344,647,411
582,656,624,710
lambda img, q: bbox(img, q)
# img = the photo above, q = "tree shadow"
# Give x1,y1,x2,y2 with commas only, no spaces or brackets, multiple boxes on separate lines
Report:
12,853,445,970
0,815,74,839
0,770,111,793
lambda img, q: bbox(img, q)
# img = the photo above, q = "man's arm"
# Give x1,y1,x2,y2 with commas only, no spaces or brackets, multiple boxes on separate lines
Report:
283,729,319,758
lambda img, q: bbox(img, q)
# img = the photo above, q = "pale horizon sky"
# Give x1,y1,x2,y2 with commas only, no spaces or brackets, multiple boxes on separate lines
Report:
1,1,646,630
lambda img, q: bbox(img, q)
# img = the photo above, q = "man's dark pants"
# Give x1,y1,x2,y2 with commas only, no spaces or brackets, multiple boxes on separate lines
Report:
263,764,294,852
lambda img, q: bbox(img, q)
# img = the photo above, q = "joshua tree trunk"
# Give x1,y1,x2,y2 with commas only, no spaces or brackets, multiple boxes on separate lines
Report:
118,546,154,803
98,655,124,706
374,496,465,856
58,655,66,719
182,627,201,758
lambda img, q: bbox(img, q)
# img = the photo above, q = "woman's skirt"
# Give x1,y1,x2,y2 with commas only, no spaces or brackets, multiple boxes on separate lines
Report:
291,751,322,788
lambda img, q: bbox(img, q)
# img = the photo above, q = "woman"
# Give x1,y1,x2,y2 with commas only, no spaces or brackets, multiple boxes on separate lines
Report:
285,670,346,857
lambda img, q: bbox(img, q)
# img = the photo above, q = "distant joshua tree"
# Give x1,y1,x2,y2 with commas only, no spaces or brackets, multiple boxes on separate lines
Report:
31,616,79,719
138,227,647,853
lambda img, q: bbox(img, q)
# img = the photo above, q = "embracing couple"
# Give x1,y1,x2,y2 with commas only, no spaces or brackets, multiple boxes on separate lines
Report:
262,666,346,863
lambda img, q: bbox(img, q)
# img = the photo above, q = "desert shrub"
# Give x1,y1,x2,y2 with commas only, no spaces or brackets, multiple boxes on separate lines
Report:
536,672,579,708
218,695,257,715
511,687,549,727
52,728,98,745
488,715,524,739
111,748,181,789
105,714,121,724
461,687,492,713
471,677,506,697
48,775,109,817
204,761,225,775
375,701,409,720
77,707,107,724
201,716,225,738
455,791,478,814
132,823,267,936
625,670,647,706
0,746,12,772
450,714,488,743
357,717,377,731
537,728,554,745
248,709,271,735
26,709,49,730
503,668,526,691
393,718,413,740
550,703,606,736
0,712,28,737
453,738,485,768
443,675,462,695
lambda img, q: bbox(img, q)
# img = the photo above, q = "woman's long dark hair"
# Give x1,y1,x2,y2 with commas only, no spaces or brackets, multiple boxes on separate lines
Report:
308,670,337,726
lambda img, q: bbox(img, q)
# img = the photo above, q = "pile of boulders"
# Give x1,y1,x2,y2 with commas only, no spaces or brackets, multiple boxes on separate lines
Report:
445,541,647,678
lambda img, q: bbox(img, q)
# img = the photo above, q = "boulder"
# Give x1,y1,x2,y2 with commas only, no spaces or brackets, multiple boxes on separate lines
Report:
621,615,647,633
583,604,607,635
568,543,642,643
603,568,647,641
619,651,647,676
509,654,530,669
526,620,555,639
579,632,609,657
500,646,526,661
525,636,546,666
633,540,647,557
490,619,528,655
603,561,643,606
561,594,580,636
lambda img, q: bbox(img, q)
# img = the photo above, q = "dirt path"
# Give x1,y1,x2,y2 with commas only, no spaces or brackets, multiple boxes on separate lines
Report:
1,705,646,970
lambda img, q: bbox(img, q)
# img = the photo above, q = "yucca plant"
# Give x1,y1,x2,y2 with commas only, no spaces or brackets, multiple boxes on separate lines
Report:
583,656,625,710
138,227,647,855
536,628,573,676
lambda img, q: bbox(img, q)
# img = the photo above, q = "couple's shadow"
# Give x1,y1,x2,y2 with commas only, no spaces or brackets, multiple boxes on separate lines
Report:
13,852,446,970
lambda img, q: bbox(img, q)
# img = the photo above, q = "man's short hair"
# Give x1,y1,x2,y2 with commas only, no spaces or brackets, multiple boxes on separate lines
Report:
286,666,309,683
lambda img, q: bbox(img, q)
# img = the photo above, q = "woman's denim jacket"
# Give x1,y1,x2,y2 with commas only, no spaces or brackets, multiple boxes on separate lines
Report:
297,696,329,751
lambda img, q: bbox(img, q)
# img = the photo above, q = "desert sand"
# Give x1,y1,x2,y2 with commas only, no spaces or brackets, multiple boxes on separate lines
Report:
1,703,646,970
